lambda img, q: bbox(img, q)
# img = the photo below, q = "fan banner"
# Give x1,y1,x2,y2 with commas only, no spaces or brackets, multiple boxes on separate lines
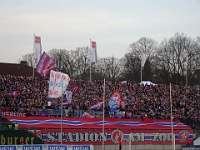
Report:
5,116,193,145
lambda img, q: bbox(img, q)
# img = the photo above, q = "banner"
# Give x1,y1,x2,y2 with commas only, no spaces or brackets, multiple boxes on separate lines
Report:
6,116,191,130
34,35,42,59
31,128,192,145
5,117,194,145
48,70,70,98
36,52,57,76
91,41,97,63
0,145,93,150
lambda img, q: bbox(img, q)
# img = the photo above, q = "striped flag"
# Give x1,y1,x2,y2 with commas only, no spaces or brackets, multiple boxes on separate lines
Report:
34,35,42,59
36,52,57,77
91,41,97,63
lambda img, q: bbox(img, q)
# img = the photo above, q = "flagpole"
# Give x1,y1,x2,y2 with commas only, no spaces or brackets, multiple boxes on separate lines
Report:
186,49,188,86
90,39,92,81
170,83,175,150
102,78,105,150
186,66,188,86
60,95,64,144
186,61,188,86
33,33,35,77
141,65,143,82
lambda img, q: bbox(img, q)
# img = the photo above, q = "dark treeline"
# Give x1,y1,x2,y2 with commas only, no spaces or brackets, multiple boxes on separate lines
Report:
20,32,200,86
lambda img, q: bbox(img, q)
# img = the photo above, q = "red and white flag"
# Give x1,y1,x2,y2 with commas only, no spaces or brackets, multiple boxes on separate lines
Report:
91,41,97,63
34,35,42,59
141,48,147,67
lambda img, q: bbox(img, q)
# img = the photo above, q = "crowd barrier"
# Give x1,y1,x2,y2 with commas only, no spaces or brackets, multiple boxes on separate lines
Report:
0,145,94,150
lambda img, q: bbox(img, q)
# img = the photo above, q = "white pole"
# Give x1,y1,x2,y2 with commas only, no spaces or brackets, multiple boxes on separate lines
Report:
102,78,105,150
33,33,35,77
186,62,188,86
61,95,64,144
170,83,175,150
141,65,143,82
90,39,92,81
129,133,132,150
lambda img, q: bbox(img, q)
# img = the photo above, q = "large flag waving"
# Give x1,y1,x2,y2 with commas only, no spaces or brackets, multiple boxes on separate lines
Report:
48,70,70,98
91,41,97,63
34,35,42,59
109,90,122,112
141,48,147,67
36,52,57,77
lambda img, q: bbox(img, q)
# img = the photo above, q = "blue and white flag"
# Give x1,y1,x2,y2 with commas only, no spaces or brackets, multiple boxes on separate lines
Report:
109,90,122,112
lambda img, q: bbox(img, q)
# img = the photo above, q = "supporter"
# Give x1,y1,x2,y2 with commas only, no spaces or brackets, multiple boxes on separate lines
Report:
0,74,200,125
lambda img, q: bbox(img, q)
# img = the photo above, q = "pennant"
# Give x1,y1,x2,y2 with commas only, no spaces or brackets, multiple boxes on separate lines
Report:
109,90,122,112
48,70,70,98
34,35,42,59
62,91,73,105
36,52,57,77
91,41,97,63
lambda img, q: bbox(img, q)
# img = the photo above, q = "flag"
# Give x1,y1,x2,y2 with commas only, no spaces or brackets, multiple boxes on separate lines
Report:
62,91,73,105
34,35,42,59
36,52,57,77
141,48,147,67
71,84,80,93
90,101,104,111
109,90,122,112
91,41,97,63
48,70,70,98
82,112,94,118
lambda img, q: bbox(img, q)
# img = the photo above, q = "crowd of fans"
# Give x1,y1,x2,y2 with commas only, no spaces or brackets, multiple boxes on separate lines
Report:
0,74,200,126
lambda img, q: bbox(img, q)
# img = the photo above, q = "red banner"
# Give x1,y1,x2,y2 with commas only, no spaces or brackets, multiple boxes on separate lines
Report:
5,116,193,145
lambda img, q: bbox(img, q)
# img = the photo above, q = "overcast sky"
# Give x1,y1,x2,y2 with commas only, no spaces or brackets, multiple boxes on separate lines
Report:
0,0,200,63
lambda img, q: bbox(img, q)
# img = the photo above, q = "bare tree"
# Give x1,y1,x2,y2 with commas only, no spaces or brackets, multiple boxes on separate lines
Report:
96,57,121,81
123,37,157,82
19,53,34,67
158,32,200,85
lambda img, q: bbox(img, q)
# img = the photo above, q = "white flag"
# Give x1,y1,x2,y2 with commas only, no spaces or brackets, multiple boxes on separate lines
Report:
34,35,42,59
48,70,70,98
91,41,97,63
141,48,147,67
